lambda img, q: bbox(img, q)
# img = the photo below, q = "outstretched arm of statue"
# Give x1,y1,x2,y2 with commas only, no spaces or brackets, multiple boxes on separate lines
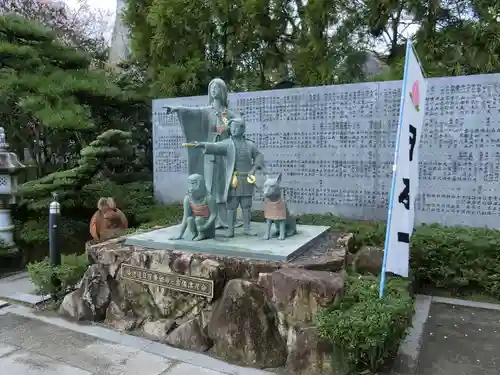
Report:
163,105,178,114
200,195,217,231
169,196,191,240
199,141,228,156
163,105,195,114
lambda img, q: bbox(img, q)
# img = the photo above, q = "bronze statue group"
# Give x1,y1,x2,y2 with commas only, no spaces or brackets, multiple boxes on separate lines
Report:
165,78,296,241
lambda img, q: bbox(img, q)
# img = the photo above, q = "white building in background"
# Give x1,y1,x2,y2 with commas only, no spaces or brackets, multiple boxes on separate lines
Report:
109,0,131,64
363,51,388,77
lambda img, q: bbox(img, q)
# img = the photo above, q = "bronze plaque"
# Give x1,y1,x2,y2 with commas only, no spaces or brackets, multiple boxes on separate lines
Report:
120,264,214,298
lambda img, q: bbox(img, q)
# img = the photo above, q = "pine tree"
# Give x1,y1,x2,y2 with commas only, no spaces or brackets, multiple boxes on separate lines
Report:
0,14,141,176
0,14,146,252
18,130,134,210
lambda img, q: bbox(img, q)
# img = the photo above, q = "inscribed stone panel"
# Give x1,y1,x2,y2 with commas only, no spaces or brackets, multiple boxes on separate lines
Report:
152,73,500,228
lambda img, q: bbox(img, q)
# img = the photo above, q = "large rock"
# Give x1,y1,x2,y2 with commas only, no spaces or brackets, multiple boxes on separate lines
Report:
207,279,286,368
104,300,137,331
102,252,225,328
261,268,345,326
105,276,161,327
166,318,212,351
86,237,133,277
352,246,383,275
336,232,355,253
290,247,346,272
59,264,110,321
288,232,352,273
285,327,338,375
142,319,176,341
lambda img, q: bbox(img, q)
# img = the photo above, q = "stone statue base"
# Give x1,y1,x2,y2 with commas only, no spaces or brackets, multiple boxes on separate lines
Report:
62,228,353,373
124,222,330,262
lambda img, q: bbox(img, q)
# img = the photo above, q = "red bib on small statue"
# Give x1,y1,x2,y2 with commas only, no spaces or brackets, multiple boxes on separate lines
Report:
190,201,210,218
264,199,286,221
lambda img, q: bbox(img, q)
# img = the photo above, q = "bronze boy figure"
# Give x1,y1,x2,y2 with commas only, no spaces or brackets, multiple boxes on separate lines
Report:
194,118,266,237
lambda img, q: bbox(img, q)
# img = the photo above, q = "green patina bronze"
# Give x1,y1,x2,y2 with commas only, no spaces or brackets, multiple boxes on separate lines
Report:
170,174,217,241
195,117,267,237
163,78,239,228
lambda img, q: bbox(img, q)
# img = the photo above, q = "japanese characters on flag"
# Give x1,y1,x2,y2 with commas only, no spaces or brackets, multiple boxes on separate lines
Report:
384,41,427,277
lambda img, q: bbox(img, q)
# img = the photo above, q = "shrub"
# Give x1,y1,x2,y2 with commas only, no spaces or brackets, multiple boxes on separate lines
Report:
135,203,184,228
410,224,500,299
16,218,89,260
27,253,89,301
315,275,414,373
80,179,158,227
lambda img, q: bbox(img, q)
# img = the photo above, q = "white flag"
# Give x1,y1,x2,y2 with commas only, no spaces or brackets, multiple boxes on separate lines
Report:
384,40,427,277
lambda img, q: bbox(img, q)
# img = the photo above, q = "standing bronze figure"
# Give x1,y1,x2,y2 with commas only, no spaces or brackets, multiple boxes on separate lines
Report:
194,118,266,237
164,78,239,228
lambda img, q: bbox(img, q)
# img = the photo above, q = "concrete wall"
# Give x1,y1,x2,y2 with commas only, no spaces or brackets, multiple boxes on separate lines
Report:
152,73,500,228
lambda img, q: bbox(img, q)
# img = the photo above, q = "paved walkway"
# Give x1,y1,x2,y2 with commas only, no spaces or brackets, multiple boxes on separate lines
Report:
3,273,500,375
0,305,275,375
0,271,49,305
416,302,500,375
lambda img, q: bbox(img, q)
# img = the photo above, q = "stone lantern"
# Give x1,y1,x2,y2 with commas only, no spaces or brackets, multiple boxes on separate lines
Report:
0,127,25,249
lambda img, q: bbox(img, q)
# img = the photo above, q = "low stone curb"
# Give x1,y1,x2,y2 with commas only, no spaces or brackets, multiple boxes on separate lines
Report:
391,295,432,375
431,296,500,311
0,293,51,307
0,269,26,280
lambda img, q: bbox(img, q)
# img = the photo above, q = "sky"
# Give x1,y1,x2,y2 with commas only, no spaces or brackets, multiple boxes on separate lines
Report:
63,0,117,41
64,0,116,14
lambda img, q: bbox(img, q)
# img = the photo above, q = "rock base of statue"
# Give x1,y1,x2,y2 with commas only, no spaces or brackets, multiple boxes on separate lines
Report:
123,222,329,262
59,227,354,374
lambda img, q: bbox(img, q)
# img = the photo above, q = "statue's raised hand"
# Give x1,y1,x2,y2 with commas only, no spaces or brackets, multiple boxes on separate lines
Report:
193,141,206,148
163,106,178,114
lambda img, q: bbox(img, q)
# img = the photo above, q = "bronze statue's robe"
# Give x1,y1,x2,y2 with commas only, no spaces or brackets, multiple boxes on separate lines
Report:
176,106,238,204
175,106,240,227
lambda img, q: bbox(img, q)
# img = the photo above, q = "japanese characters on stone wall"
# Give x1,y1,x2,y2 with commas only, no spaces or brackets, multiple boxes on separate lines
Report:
152,73,500,228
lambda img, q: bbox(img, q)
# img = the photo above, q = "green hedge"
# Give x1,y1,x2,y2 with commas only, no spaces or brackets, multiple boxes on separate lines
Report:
316,275,413,373
410,224,500,299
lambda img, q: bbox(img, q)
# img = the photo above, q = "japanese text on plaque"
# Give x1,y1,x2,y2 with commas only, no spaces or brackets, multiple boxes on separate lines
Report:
120,264,214,298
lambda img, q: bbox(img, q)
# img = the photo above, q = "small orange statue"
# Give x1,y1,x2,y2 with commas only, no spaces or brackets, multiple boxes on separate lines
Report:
89,197,128,241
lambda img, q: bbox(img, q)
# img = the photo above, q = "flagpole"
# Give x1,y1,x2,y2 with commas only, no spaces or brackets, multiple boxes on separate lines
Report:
379,40,412,298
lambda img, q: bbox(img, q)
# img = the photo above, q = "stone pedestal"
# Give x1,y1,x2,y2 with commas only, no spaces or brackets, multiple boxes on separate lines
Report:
124,222,331,262
59,224,353,373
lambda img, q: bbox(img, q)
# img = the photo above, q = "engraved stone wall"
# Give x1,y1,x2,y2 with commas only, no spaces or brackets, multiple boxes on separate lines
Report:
153,73,500,228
